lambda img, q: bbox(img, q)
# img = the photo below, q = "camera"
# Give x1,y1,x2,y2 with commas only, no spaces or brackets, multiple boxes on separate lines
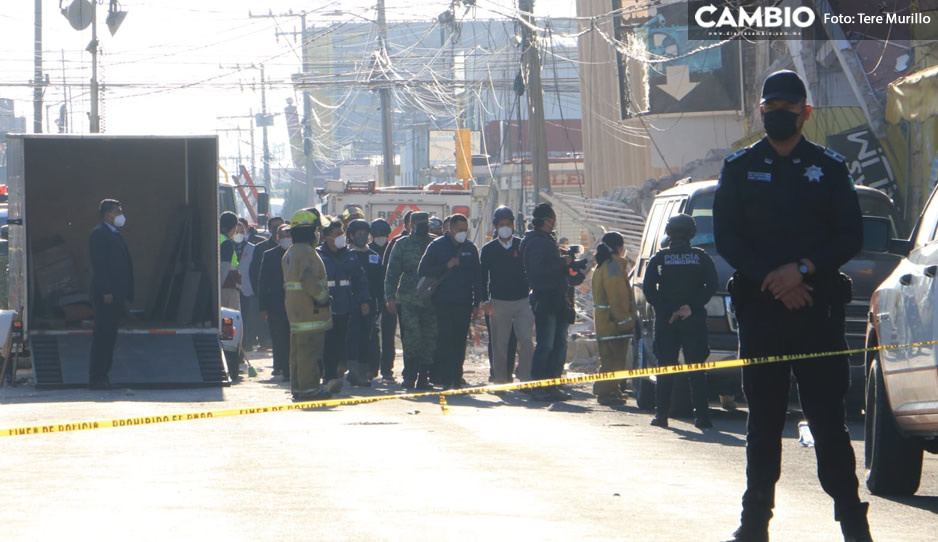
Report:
561,245,589,272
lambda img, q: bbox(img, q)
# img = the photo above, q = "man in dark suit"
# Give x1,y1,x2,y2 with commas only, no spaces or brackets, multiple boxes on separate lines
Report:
88,199,134,389
250,216,284,350
258,223,291,379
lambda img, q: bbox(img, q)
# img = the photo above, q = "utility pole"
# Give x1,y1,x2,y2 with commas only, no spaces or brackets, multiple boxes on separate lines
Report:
89,0,100,132
260,65,271,190
33,0,44,133
518,0,549,203
377,0,395,186
217,113,257,178
253,10,318,203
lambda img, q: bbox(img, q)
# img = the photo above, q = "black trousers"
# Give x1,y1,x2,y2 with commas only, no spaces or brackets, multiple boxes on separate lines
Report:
379,309,398,377
433,303,472,388
323,313,350,381
736,300,859,523
348,308,377,371
89,300,121,383
653,314,710,420
267,310,291,374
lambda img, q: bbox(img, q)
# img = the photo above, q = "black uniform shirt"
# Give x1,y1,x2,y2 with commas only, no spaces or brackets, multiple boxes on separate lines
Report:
643,244,718,318
713,136,863,286
354,247,385,307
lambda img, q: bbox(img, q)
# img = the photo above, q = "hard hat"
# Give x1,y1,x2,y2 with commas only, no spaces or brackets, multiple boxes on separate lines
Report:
428,216,443,229
291,208,325,229
492,205,515,225
370,218,391,237
346,219,371,236
342,206,365,223
665,213,697,238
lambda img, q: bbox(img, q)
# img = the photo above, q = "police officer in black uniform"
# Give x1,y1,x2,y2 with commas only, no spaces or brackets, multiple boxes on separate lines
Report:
713,70,871,542
642,214,717,429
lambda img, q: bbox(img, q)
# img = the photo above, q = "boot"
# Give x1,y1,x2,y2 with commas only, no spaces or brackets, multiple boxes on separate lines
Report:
415,370,432,390
346,362,371,387
721,523,769,542
324,378,344,394
838,502,873,542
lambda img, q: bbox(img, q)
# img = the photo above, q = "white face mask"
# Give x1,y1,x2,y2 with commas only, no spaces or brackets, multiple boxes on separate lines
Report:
497,226,513,239
373,236,388,247
232,233,245,244
333,234,347,249
113,214,126,228
453,231,468,244
279,238,292,250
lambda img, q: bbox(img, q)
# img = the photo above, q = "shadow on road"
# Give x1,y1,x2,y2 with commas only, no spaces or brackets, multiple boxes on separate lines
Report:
0,386,226,405
878,495,938,513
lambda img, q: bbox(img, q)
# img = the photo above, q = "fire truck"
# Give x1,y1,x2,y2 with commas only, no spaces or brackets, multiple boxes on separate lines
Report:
320,180,494,245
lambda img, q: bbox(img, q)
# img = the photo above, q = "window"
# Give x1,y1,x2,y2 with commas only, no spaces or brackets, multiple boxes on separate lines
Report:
641,202,668,261
915,187,938,247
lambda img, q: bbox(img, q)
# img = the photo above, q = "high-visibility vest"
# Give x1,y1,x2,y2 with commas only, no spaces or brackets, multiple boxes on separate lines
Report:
220,234,239,268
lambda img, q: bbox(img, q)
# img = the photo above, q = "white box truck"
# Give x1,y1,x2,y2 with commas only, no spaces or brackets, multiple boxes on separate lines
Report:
3,135,230,387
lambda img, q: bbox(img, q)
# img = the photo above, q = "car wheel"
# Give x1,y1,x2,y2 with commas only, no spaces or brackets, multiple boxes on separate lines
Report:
633,337,655,411
865,358,923,496
224,349,242,379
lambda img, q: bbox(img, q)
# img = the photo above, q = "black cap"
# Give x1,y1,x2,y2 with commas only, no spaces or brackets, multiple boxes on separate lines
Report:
665,213,696,238
493,205,515,225
346,219,370,236
761,70,807,104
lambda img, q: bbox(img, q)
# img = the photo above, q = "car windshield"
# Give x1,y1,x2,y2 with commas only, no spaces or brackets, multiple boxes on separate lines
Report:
684,188,904,247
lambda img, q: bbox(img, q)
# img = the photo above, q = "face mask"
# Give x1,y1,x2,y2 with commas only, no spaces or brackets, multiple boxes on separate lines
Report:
497,226,513,239
232,233,245,244
279,238,292,250
113,214,126,228
353,233,369,247
333,234,347,249
763,109,800,141
414,223,430,236
373,236,388,247
454,231,468,244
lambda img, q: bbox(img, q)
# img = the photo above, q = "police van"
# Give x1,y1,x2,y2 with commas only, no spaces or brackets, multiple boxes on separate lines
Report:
630,179,903,415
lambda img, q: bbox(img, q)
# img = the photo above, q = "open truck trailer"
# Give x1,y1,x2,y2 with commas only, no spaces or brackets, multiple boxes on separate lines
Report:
4,135,230,387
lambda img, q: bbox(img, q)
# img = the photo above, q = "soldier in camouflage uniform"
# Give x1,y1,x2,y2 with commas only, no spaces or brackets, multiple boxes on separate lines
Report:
384,212,437,390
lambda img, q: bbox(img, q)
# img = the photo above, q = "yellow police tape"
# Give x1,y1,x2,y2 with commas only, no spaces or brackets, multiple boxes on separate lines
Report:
3,339,938,438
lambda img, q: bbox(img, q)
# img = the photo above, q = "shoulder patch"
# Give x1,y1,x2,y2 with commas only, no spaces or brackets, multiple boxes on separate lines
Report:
725,147,750,163
824,147,846,163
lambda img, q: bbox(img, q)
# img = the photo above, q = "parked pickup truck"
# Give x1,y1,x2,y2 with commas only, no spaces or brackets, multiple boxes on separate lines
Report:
631,180,904,415
864,184,938,496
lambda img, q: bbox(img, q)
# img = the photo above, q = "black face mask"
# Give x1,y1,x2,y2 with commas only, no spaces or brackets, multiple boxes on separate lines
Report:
414,223,430,236
763,109,800,141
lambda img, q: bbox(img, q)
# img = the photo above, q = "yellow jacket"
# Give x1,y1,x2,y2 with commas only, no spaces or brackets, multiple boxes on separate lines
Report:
592,254,635,339
282,243,333,333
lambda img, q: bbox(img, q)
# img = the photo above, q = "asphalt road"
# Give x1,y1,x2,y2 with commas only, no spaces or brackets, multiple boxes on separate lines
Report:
1,351,936,542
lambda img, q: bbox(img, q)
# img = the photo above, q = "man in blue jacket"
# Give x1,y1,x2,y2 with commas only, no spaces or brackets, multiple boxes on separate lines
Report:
318,219,370,390
88,199,134,389
520,203,575,402
418,214,484,389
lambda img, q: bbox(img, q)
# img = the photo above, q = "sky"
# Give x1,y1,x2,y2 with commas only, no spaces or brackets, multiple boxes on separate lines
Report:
0,0,578,172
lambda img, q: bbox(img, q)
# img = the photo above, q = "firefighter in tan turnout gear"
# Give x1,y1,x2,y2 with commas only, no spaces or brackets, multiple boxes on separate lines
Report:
283,208,339,401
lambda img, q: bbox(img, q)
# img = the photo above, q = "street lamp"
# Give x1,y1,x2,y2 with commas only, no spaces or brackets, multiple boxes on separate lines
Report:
59,0,127,133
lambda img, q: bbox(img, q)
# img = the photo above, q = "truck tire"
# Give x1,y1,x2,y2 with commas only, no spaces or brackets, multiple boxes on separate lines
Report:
633,336,656,411
864,358,923,496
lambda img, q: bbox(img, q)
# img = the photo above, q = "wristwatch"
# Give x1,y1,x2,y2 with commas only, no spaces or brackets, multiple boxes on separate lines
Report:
798,263,810,276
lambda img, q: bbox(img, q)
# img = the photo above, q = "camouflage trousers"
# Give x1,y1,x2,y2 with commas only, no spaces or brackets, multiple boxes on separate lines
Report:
399,301,437,381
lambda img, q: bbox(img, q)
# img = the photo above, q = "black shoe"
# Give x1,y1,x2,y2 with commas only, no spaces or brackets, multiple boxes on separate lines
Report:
415,374,433,390
840,502,873,542
695,418,713,429
272,369,282,376
548,387,572,401
530,388,554,402
401,378,416,391
650,417,669,428
88,376,110,390
722,524,769,542
292,389,332,402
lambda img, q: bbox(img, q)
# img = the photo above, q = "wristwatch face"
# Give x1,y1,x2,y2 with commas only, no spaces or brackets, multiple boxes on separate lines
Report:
799,263,810,275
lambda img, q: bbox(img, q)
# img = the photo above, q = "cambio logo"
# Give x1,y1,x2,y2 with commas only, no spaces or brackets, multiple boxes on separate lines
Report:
694,4,816,29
